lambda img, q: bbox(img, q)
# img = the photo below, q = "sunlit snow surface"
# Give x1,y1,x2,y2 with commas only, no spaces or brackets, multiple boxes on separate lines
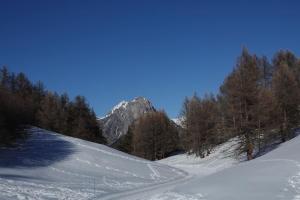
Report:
0,128,185,200
151,135,300,200
2,128,300,200
158,137,244,177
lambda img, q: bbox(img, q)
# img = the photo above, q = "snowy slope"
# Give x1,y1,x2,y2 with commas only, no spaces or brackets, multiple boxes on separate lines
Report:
2,127,300,200
158,137,245,177
0,127,185,200
149,135,300,200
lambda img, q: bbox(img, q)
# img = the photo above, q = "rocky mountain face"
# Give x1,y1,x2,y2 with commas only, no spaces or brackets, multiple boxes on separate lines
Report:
98,97,156,145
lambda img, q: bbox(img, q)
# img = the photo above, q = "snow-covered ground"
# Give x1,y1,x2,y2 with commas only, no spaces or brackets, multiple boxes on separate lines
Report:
150,135,300,200
158,137,244,177
0,128,185,200
1,127,300,200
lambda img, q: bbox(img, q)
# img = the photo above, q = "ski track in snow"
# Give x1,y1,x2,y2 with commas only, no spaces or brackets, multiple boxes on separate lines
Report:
75,157,143,178
149,192,206,200
101,172,191,200
147,163,161,180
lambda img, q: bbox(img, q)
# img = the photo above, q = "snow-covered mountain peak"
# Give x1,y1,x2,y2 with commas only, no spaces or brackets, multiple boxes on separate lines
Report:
111,100,129,113
98,97,156,144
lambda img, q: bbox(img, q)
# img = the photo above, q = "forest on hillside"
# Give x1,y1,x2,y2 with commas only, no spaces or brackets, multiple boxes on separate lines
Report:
181,48,300,160
0,67,106,145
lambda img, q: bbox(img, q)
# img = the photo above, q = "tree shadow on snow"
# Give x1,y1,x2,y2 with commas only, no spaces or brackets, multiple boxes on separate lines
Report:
0,129,76,168
254,128,300,158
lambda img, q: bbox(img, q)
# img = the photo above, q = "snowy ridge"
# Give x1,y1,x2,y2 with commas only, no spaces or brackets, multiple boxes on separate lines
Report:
110,100,129,114
100,100,129,119
99,97,156,144
100,97,151,120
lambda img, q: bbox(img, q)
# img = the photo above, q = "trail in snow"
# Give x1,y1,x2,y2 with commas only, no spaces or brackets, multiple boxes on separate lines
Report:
148,164,161,180
101,171,191,200
103,138,245,200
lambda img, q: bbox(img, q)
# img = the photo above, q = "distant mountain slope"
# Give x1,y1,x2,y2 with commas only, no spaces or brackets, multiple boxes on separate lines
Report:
0,127,185,200
98,97,156,145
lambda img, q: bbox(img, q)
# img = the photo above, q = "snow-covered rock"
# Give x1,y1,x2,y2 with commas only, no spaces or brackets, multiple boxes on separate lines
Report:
98,97,155,145
171,117,184,127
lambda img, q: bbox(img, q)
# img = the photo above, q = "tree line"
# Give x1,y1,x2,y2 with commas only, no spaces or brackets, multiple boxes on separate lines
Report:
0,67,106,145
181,48,300,160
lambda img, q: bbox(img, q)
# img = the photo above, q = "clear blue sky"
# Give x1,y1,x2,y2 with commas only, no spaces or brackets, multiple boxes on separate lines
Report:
1,0,300,118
